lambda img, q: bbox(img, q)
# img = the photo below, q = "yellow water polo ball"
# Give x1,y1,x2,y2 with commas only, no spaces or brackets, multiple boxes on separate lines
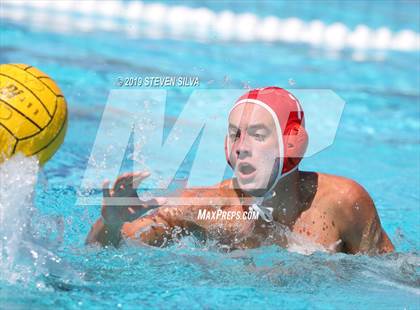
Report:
0,64,68,165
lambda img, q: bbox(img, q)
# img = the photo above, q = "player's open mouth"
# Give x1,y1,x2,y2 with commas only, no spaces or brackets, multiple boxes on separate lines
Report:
237,162,257,179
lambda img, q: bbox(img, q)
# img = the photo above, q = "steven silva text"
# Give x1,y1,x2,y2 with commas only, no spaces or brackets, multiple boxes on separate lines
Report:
116,76,200,87
197,209,259,221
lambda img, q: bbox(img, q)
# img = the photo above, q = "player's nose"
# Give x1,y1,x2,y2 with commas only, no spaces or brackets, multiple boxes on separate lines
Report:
235,134,252,159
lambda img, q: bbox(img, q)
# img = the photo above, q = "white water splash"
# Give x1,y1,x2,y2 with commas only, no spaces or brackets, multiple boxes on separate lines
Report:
0,154,39,283
0,154,77,286
286,233,341,255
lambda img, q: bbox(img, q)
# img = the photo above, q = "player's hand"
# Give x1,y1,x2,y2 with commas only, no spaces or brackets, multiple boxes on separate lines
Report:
101,171,165,231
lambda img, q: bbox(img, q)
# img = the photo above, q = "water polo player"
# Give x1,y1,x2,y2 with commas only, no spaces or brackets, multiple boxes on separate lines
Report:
86,87,394,254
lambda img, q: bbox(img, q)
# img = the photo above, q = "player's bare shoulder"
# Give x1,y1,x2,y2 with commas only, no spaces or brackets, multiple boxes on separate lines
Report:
319,172,367,194
315,173,377,228
317,172,371,204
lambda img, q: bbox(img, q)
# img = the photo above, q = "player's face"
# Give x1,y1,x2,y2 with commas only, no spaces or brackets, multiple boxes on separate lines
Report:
228,103,279,195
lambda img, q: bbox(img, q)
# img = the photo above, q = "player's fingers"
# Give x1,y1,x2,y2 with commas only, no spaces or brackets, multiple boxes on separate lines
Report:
114,171,145,191
114,172,132,192
115,171,150,192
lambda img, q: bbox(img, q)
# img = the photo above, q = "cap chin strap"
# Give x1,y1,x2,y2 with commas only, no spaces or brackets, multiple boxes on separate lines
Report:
249,204,274,222
249,165,298,222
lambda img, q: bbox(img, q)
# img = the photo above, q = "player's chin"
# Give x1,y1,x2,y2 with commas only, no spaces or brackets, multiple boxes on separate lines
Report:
236,178,267,196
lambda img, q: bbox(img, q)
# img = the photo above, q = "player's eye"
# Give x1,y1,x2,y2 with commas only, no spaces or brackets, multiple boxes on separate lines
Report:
229,131,240,140
253,133,266,141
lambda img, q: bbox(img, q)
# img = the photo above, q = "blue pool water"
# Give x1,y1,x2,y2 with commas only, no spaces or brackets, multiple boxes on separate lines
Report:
1,1,419,309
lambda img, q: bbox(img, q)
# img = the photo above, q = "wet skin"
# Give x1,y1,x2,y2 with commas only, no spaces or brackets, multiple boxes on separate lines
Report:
86,104,394,254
